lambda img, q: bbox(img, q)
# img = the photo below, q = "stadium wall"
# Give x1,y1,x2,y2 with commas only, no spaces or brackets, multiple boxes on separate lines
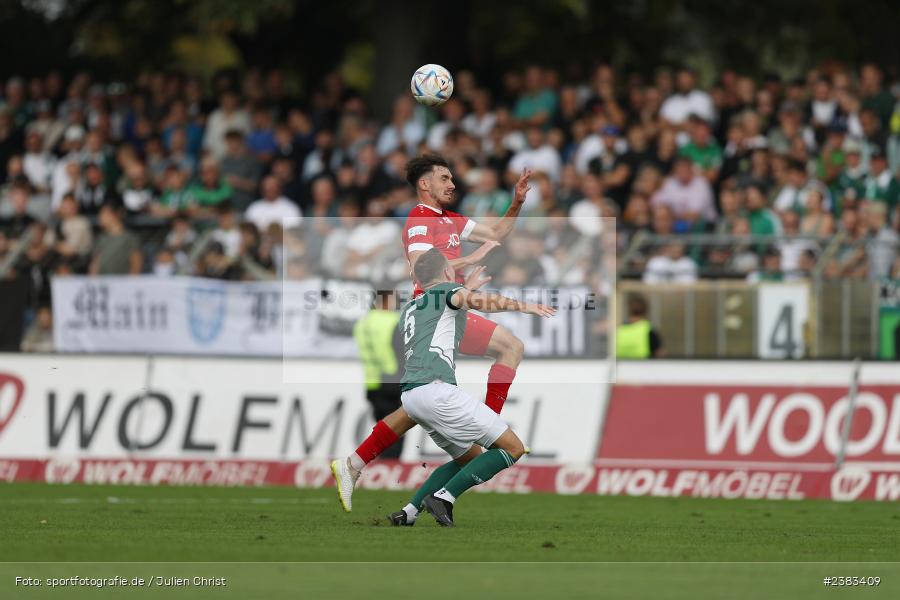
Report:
1,355,898,501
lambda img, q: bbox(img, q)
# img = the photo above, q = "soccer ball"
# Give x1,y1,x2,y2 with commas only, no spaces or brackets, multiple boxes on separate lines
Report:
411,64,454,107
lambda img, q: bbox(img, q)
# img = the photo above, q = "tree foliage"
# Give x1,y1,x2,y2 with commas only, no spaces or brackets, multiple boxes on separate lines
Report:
3,0,899,92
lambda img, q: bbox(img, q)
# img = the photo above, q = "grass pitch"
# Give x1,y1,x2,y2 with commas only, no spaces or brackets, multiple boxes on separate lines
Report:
1,483,898,599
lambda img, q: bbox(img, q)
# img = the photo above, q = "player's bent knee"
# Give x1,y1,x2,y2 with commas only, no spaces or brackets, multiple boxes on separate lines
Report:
507,441,526,461
383,408,416,434
508,334,525,359
493,428,525,461
489,326,524,363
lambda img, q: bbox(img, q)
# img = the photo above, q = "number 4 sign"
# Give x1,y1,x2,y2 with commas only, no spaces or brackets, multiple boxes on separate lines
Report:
757,283,810,359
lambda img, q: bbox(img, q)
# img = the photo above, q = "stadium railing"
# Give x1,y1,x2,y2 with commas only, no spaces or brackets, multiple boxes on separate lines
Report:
618,278,886,359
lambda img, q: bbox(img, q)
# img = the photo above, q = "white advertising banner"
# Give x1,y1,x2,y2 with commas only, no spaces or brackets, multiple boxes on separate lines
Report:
3,357,899,500
51,276,356,358
51,277,601,359
0,355,607,464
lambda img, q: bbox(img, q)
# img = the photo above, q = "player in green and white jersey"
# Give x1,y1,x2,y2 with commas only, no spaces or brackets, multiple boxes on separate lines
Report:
388,248,555,527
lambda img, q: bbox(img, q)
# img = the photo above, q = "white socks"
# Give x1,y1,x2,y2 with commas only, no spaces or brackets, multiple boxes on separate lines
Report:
434,488,456,504
348,453,365,473
402,503,419,522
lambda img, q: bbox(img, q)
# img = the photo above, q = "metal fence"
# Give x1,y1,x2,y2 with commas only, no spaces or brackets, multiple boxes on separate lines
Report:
618,279,883,359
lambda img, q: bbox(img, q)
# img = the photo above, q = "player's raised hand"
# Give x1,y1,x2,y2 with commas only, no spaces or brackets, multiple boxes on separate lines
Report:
470,240,500,263
464,265,491,290
523,302,557,318
513,168,532,205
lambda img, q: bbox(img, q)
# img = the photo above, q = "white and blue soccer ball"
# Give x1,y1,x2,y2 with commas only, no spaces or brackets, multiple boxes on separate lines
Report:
411,64,454,107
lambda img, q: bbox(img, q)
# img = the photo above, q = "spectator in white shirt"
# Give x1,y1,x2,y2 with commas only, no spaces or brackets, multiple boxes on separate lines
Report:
46,193,93,264
245,175,301,231
202,90,251,160
643,243,698,284
23,129,55,193
52,159,83,212
375,95,425,156
301,128,343,181
650,156,717,228
51,125,87,208
320,199,358,277
778,210,816,273
810,77,837,128
211,201,242,259
461,89,496,143
773,158,831,214
343,198,400,279
426,98,466,151
659,68,715,126
27,100,65,152
574,118,608,175
568,173,617,236
508,126,562,193
121,162,156,214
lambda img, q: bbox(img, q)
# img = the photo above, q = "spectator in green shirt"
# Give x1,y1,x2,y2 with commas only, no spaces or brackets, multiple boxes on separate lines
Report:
830,138,867,216
513,65,557,128
860,64,895,131
679,115,722,182
862,145,900,214
460,168,511,219
745,182,783,236
152,165,195,217
746,247,784,283
816,123,847,187
187,157,233,212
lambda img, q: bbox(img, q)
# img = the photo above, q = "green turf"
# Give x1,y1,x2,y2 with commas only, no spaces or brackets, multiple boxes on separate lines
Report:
0,483,898,599
1,483,898,562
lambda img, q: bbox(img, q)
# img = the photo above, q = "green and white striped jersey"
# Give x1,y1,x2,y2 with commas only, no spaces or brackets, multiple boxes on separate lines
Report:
399,282,467,391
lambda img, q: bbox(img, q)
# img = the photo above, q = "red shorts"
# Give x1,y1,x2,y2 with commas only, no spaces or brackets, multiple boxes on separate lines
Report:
459,312,498,356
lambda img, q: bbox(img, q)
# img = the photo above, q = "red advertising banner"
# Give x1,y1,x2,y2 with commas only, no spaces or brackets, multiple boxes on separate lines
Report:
0,458,545,494
594,385,900,501
600,385,900,463
3,458,899,501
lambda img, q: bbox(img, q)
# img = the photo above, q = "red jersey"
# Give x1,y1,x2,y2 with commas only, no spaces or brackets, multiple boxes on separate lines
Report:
402,203,477,297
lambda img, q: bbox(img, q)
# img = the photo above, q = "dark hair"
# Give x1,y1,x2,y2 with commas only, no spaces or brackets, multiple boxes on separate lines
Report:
100,198,124,214
744,179,768,195
405,154,449,188
413,247,449,284
628,294,648,317
788,158,806,172
10,177,32,193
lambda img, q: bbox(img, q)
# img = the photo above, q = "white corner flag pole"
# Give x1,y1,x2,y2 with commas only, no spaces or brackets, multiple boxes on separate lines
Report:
835,357,862,470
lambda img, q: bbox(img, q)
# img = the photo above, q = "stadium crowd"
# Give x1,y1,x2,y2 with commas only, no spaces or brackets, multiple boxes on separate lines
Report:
2,63,900,349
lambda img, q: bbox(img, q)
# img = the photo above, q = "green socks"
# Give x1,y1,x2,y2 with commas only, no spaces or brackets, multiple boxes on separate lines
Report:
440,448,517,500
410,461,461,509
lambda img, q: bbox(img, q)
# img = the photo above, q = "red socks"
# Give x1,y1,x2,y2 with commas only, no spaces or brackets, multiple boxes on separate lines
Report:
354,420,400,464
485,364,517,414
353,367,516,465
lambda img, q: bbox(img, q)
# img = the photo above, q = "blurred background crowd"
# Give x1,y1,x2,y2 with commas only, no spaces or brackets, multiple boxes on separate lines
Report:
3,61,900,351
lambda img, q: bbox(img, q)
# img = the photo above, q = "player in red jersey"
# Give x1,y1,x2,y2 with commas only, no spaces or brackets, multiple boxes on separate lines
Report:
332,154,531,511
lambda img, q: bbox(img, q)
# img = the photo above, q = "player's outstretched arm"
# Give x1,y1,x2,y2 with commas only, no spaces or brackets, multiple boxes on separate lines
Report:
463,265,491,290
450,287,556,317
408,240,499,274
467,168,531,243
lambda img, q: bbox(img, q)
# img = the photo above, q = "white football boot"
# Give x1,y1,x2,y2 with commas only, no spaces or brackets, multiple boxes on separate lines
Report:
331,458,360,512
